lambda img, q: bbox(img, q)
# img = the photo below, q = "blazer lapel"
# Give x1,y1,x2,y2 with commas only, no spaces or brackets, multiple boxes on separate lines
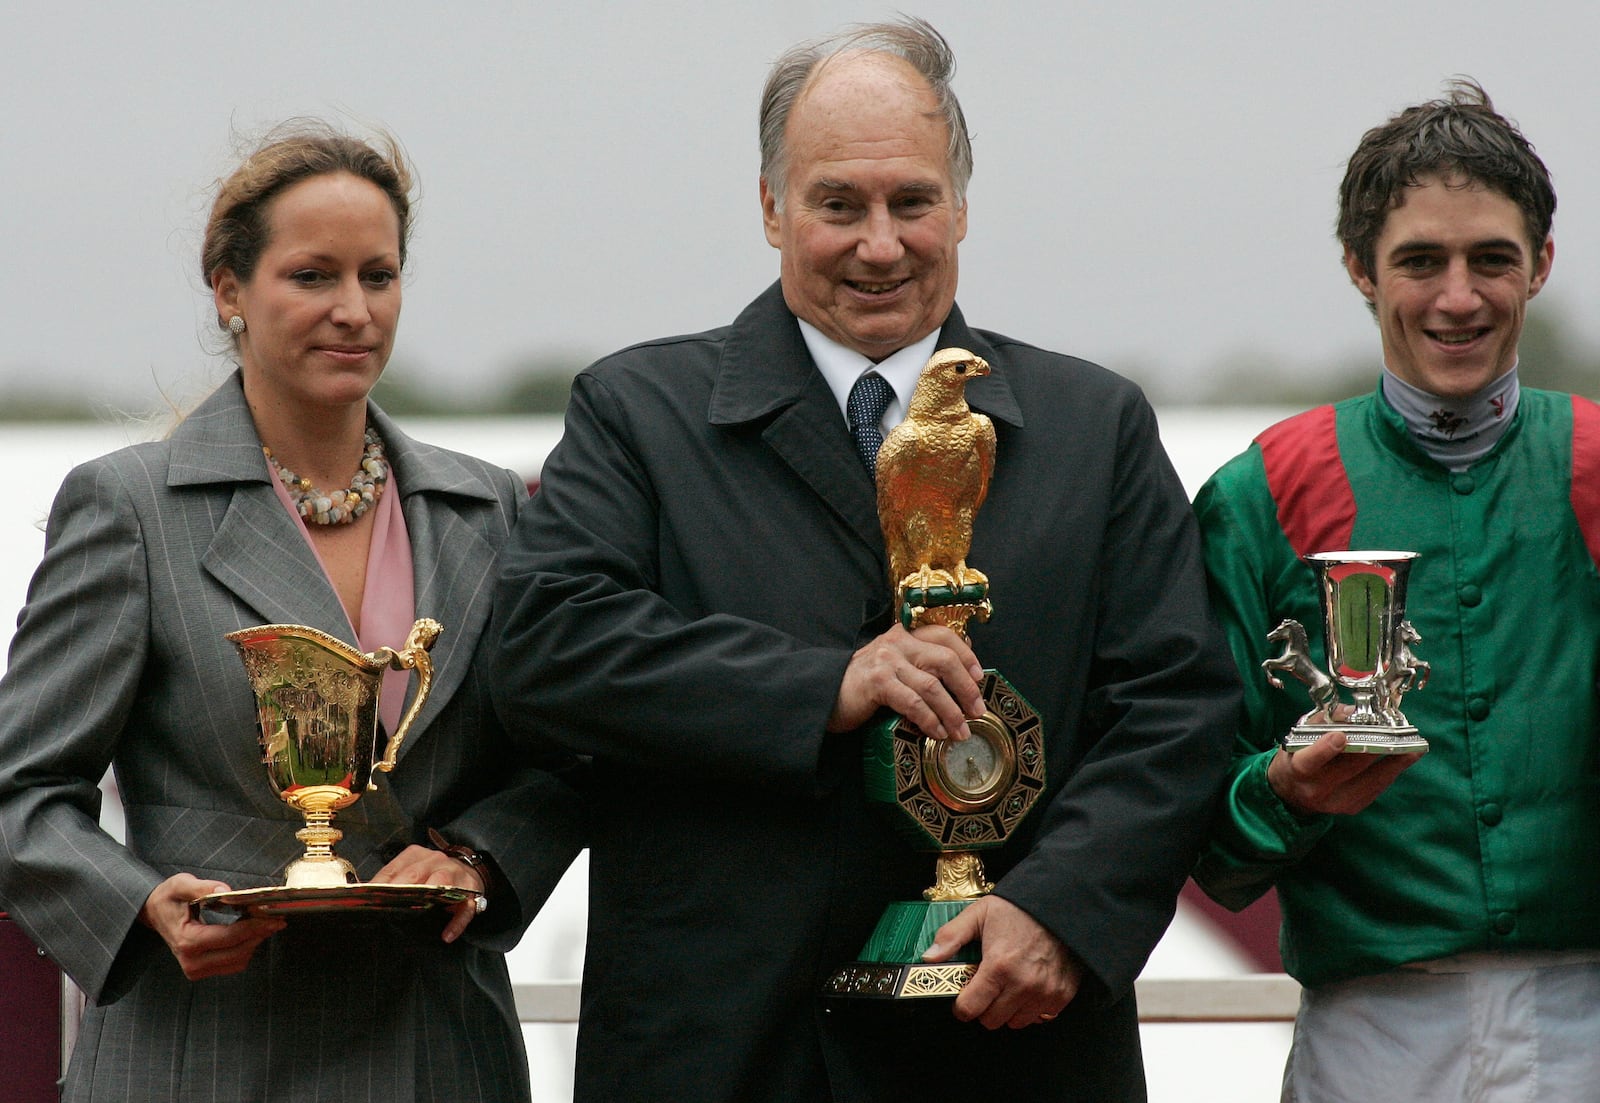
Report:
710,283,883,550
372,408,502,748
706,287,1026,551
177,374,350,637
203,487,350,635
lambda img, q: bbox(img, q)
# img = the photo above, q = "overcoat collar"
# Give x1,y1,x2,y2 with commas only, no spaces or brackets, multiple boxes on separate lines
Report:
706,281,1022,547
179,371,499,751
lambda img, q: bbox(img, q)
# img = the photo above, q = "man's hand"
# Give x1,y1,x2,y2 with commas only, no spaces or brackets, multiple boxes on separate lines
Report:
922,895,1082,1029
139,873,285,980
373,844,487,943
828,623,985,740
1267,730,1422,816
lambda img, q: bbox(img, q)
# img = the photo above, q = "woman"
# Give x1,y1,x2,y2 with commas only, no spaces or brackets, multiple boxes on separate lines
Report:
0,125,581,1101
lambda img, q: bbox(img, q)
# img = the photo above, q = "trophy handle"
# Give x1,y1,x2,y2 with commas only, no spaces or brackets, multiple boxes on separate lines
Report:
370,618,442,781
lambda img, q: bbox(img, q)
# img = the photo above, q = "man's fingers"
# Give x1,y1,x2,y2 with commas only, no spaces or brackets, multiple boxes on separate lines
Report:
951,961,1004,1024
1286,729,1347,768
957,955,1047,1029
922,905,981,963
830,624,986,736
932,898,1014,1026
937,896,1082,1029
885,669,973,742
886,635,984,736
928,900,992,1022
909,624,985,684
1270,737,1424,815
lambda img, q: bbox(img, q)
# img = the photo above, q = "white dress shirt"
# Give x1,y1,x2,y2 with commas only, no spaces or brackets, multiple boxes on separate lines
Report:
797,318,941,437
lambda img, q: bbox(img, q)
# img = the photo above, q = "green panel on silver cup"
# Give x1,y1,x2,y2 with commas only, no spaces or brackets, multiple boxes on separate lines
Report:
1329,570,1388,678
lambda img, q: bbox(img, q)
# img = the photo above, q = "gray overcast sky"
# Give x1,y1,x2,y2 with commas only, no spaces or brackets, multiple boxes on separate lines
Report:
4,1,1598,409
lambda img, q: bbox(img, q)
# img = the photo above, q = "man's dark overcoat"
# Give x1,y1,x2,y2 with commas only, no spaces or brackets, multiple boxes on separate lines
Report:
492,283,1240,1101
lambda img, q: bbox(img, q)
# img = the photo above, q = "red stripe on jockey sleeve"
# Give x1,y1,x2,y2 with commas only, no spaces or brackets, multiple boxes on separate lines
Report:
1256,405,1356,560
1569,395,1600,567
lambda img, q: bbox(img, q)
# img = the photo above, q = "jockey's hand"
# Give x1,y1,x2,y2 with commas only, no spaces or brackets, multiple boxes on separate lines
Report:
1268,730,1421,816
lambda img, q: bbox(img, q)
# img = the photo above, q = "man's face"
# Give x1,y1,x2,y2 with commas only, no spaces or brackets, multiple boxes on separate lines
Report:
1346,174,1553,400
761,53,967,362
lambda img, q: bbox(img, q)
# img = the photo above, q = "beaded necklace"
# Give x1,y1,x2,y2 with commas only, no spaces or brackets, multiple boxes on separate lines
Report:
264,426,390,525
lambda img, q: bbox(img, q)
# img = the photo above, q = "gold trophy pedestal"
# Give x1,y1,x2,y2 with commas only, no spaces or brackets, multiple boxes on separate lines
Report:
824,853,989,1000
823,661,1045,1002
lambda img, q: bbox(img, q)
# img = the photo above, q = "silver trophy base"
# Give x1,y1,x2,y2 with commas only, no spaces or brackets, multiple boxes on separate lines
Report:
1282,724,1429,755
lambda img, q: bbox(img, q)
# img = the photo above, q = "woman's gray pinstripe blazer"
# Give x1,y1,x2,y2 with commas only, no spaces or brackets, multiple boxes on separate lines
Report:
0,372,582,1102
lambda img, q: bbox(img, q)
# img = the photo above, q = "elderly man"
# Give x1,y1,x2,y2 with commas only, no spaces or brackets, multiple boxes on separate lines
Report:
493,18,1237,1102
1194,82,1600,1101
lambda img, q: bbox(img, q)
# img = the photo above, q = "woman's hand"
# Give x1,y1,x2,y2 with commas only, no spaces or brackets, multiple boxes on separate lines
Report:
372,844,487,943
139,873,285,980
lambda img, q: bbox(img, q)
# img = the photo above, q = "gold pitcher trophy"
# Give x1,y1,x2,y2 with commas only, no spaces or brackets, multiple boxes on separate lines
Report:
192,619,475,919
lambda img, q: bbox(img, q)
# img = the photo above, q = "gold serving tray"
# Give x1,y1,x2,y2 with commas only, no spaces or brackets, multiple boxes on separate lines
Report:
191,883,478,921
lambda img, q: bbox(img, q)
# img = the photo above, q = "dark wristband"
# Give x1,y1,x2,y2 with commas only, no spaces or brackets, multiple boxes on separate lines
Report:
426,827,498,900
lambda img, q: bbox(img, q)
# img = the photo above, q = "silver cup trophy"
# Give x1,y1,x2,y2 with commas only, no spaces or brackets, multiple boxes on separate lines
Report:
1263,551,1429,755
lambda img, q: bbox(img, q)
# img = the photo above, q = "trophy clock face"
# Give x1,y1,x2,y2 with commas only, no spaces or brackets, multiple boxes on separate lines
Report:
923,713,1015,813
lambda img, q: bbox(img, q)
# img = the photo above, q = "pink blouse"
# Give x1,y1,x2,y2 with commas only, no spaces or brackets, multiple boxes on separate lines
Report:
267,461,417,737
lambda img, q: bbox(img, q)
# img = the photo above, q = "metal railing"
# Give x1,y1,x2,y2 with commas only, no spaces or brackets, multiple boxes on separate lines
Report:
1132,975,1299,1022
511,975,1301,1025
47,974,1295,1090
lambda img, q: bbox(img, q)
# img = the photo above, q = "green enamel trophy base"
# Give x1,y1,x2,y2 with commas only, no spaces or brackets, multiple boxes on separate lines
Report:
822,899,980,1000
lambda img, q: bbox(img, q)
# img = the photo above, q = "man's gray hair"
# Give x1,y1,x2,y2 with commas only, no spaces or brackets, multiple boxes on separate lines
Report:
759,17,973,210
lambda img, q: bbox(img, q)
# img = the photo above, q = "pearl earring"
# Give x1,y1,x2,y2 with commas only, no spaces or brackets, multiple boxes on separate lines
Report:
228,315,246,336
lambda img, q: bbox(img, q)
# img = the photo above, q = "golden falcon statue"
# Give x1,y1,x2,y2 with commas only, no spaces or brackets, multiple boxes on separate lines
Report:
875,347,995,631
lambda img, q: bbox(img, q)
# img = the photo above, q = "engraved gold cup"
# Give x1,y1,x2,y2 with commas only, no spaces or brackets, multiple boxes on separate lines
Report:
227,619,442,888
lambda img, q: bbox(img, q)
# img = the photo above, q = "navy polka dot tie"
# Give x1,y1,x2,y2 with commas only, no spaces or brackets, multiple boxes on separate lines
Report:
847,373,894,478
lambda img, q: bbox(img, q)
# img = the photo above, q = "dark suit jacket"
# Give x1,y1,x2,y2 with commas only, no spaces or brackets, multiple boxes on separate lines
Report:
493,284,1239,1102
0,373,583,1102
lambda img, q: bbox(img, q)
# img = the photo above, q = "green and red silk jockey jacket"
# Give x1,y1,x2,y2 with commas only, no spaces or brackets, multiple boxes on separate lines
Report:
1192,383,1600,987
